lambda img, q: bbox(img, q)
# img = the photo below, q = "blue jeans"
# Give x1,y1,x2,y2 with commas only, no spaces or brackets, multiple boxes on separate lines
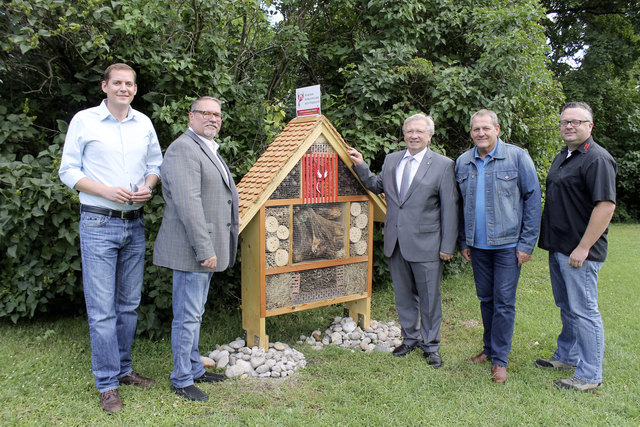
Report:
79,212,145,392
170,270,213,388
549,251,604,383
469,247,521,367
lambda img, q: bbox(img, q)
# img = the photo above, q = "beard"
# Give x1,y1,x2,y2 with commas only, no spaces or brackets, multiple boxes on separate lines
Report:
203,124,219,139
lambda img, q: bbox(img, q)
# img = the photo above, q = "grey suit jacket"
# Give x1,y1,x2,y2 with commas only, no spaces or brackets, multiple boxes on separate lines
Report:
153,129,239,272
354,148,459,263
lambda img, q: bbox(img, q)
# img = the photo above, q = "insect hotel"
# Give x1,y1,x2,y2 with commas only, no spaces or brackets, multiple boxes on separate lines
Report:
237,115,386,349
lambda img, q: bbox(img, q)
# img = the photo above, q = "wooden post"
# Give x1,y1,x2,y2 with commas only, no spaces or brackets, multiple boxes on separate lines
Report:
244,317,268,351
345,296,371,329
241,213,269,350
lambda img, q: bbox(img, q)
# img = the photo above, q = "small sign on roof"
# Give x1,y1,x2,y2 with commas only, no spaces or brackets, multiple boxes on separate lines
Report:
296,84,321,117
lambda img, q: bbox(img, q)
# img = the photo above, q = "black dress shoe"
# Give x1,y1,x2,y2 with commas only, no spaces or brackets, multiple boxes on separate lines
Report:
194,371,226,383
423,351,443,368
392,343,417,357
172,384,209,401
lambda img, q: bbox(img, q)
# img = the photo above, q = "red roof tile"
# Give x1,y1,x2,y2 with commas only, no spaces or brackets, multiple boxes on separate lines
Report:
236,115,385,232
236,116,327,218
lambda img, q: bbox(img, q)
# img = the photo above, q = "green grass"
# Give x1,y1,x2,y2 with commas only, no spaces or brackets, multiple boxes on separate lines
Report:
1,224,638,426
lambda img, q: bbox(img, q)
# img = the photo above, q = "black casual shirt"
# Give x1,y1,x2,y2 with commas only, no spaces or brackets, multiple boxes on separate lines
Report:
539,137,617,262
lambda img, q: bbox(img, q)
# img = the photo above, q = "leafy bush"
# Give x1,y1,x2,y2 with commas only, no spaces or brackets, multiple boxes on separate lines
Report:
0,0,559,332
0,143,82,322
614,150,640,222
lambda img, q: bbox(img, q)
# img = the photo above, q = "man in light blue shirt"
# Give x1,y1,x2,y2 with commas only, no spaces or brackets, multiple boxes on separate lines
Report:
456,109,541,384
59,63,162,413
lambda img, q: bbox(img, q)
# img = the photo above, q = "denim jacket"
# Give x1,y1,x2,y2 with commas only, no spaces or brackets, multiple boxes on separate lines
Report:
455,138,541,254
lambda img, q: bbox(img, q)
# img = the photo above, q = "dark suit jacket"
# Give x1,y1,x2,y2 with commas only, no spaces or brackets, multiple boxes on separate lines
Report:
153,129,239,272
354,148,458,262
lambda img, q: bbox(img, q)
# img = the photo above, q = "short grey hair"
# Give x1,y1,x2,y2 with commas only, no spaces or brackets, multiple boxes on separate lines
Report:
561,102,593,122
403,113,435,135
191,96,222,112
470,109,499,129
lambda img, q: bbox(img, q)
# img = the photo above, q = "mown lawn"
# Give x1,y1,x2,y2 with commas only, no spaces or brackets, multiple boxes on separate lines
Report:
1,224,638,426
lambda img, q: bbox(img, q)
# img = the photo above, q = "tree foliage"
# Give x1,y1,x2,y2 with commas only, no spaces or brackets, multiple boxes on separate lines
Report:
1,0,563,331
275,0,563,171
1,0,278,333
542,0,640,220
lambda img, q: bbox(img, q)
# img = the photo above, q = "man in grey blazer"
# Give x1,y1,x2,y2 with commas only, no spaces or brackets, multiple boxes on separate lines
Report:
347,114,459,368
154,96,239,401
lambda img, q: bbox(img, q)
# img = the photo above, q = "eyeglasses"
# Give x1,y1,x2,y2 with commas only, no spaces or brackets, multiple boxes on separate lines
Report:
192,110,223,120
559,119,590,128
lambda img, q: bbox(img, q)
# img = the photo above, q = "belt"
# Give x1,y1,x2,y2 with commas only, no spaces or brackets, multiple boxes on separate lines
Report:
80,204,143,220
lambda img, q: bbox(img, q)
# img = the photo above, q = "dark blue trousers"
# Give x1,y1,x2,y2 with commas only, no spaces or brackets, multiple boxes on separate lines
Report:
469,247,521,366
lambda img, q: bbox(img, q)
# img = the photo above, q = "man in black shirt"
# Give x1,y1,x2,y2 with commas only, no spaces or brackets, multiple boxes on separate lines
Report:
536,102,617,392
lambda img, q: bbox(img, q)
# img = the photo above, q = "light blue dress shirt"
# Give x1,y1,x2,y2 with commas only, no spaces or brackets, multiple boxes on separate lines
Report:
59,100,163,210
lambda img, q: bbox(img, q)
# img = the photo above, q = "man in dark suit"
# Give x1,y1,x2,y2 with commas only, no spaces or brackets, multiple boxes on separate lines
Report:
347,114,459,368
154,96,239,401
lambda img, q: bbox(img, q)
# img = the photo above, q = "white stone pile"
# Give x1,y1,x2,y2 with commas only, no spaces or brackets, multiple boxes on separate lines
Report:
298,316,403,353
202,317,401,380
205,339,306,379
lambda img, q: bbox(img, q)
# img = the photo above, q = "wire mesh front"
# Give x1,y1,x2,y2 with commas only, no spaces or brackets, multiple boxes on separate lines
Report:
270,161,301,199
265,263,368,310
349,201,369,257
338,160,367,196
292,203,346,263
264,206,291,268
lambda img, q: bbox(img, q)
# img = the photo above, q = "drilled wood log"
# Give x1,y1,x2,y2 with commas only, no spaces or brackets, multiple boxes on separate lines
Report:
354,240,367,255
266,236,280,252
275,249,289,266
276,225,290,240
349,226,361,243
355,213,368,229
265,216,279,233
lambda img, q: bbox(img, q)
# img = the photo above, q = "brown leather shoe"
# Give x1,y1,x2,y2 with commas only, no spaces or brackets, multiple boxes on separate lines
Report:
466,352,491,364
100,389,123,413
119,370,156,387
491,365,508,383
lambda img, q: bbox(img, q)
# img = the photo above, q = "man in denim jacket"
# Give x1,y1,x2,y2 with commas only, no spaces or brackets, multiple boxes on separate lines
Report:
455,109,541,383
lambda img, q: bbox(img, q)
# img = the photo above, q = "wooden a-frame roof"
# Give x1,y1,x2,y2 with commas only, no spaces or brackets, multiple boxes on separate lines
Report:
237,115,386,234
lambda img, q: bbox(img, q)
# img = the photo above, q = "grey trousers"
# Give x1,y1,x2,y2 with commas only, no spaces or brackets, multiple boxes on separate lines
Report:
388,244,443,352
